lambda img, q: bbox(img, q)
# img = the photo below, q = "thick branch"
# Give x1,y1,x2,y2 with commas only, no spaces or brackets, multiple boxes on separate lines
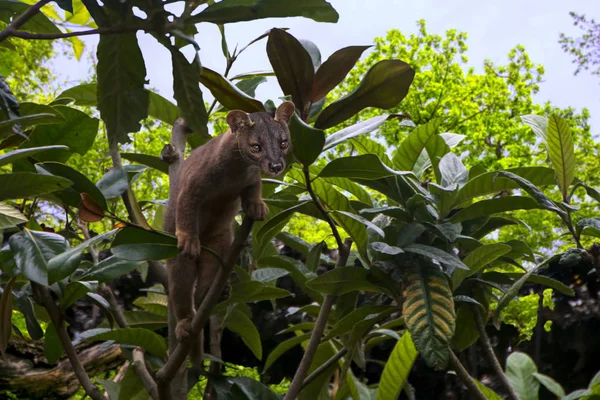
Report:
448,349,487,400
474,309,519,400
0,0,50,43
33,284,105,400
300,347,348,390
7,25,151,40
156,217,254,397
133,347,159,400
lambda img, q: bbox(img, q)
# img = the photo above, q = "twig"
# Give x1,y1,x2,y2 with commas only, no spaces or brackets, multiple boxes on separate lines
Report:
283,167,351,400
156,217,255,398
0,0,51,43
300,347,348,390
101,285,128,329
7,25,151,40
32,283,105,400
133,347,159,400
448,349,487,400
473,309,519,400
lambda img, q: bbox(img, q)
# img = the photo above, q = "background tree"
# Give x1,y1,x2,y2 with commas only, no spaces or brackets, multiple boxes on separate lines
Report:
560,12,600,78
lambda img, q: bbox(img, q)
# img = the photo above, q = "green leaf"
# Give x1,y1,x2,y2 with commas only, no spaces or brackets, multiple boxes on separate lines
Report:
393,118,443,171
199,66,265,112
438,153,468,188
96,167,128,200
97,379,120,400
255,201,309,251
133,293,168,317
0,114,59,138
190,0,339,24
43,322,64,364
48,229,118,284
315,60,414,129
118,364,147,400
473,379,504,400
360,206,411,222
224,306,262,360
60,281,93,310
376,331,418,400
532,372,565,398
97,33,149,146
13,293,43,340
36,162,107,210
312,45,372,102
121,153,168,174
9,229,69,286
323,176,372,206
0,0,61,35
306,267,382,296
259,255,321,301
251,267,289,283
0,172,73,202
333,210,385,238
147,91,180,125
263,333,311,372
546,114,576,200
0,145,69,168
404,244,468,272
55,83,97,106
319,154,412,180
521,114,548,142
217,376,281,400
450,196,541,223
505,352,539,400
402,260,455,369
324,305,396,340
452,243,512,288
267,28,314,117
20,106,98,162
306,241,324,272
80,256,142,283
323,114,396,151
371,242,403,256
81,327,166,357
455,166,557,206
0,202,27,228
351,135,394,166
0,276,15,358
170,50,209,141
290,114,325,166
504,273,574,296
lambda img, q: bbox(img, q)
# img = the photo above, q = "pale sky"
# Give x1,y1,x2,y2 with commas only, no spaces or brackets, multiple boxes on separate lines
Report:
53,0,600,130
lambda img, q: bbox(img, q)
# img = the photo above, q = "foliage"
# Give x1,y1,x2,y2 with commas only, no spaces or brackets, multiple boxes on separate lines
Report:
559,12,600,77
1,2,600,400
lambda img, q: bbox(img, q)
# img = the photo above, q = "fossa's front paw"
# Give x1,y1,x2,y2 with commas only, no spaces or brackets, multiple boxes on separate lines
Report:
244,200,269,221
175,317,192,342
176,231,201,259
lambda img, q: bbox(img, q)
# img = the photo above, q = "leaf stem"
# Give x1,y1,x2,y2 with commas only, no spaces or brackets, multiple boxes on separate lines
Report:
0,0,51,43
300,347,348,390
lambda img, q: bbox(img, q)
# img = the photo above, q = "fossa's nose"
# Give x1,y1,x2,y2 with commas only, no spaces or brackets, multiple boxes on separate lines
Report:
269,162,283,174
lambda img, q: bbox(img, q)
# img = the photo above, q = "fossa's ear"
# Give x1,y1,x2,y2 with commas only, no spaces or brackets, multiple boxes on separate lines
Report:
274,101,295,125
227,110,254,132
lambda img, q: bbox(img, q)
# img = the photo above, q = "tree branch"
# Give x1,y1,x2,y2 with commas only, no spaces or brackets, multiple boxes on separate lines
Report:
32,284,105,400
300,347,348,391
0,0,51,43
448,349,487,400
155,217,255,398
474,309,519,400
6,25,150,40
133,347,159,400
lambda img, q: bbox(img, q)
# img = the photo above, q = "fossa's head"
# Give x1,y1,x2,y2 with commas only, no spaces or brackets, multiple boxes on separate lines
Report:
227,101,295,177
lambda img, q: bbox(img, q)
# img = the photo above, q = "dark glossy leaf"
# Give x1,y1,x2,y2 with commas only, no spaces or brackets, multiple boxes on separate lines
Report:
118,364,145,400
9,229,69,286
80,256,143,283
402,260,455,369
360,206,412,223
306,241,324,272
96,167,128,200
0,276,15,359
263,333,311,372
333,210,385,238
0,114,57,138
36,162,107,210
371,242,403,256
323,114,397,151
503,273,574,296
0,0,61,34
81,327,166,357
290,114,324,166
376,331,418,400
546,115,575,200
393,118,443,172
300,38,321,70
450,196,541,223
452,244,512,288
170,49,209,141
0,172,72,202
97,33,149,146
259,255,321,301
312,45,371,102
13,293,43,340
55,83,97,106
0,145,69,168
319,154,412,180
121,153,168,174
315,60,414,129
225,377,281,400
251,267,289,283
0,202,27,229
306,267,382,295
60,281,93,310
224,306,262,360
267,28,314,115
235,77,267,98
111,227,178,261
324,305,396,340
199,66,265,112
533,372,565,398
148,91,180,125
43,322,64,364
404,244,468,272
190,0,339,24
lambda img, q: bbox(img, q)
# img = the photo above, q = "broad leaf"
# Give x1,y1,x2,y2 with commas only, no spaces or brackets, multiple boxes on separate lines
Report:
289,115,324,166
56,83,97,106
376,331,418,400
147,91,180,125
43,323,64,364
393,118,443,172
546,114,576,200
0,277,15,359
121,153,168,174
0,202,27,228
80,256,143,283
533,372,565,398
450,196,540,223
521,114,548,142
0,0,61,35
96,167,128,200
319,154,412,180
199,66,265,112
306,267,382,295
189,0,339,24
0,145,69,168
312,45,372,102
111,227,178,261
323,114,394,151
263,333,311,372
324,305,396,340
506,352,539,400
224,306,262,360
60,281,94,310
97,33,149,145
81,327,167,357
452,244,512,288
404,244,468,272
315,60,414,129
251,267,289,283
402,260,455,369
0,172,72,202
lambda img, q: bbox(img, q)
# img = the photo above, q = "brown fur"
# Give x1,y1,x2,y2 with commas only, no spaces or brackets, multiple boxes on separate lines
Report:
163,101,295,364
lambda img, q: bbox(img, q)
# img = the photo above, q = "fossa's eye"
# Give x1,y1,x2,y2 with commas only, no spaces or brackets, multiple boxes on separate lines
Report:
251,144,261,153
280,140,289,149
